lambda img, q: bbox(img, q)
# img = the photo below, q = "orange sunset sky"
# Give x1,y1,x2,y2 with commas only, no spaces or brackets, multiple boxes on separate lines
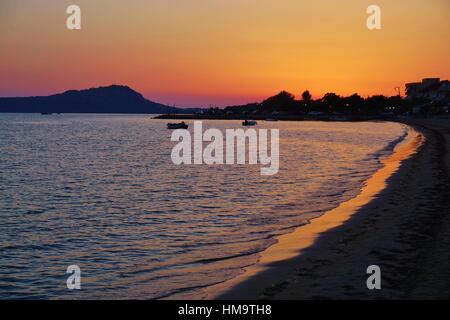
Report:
0,0,449,107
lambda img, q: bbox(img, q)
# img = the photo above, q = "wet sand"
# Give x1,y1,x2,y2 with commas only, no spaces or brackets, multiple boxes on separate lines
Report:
213,119,450,300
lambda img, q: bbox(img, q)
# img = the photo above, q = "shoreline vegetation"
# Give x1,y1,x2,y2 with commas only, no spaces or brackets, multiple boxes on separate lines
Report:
185,119,450,300
155,86,449,121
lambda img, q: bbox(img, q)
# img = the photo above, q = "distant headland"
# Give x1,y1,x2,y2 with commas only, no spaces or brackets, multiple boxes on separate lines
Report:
0,85,198,114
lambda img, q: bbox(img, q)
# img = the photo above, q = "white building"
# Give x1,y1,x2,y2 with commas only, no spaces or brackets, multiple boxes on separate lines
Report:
406,78,450,102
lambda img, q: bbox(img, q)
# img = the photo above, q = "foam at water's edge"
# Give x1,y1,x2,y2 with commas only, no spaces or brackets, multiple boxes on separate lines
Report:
368,123,409,163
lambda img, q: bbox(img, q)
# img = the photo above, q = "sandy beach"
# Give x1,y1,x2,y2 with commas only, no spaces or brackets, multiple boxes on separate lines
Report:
209,119,450,300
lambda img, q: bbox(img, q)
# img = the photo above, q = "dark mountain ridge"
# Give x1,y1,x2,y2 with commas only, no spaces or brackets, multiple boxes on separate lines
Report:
0,85,193,114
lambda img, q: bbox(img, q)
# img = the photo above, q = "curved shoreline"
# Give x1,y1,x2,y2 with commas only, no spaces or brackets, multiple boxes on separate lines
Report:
199,123,424,299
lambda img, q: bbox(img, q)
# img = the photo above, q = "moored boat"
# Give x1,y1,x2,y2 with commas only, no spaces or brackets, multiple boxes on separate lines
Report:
167,122,189,129
242,120,257,126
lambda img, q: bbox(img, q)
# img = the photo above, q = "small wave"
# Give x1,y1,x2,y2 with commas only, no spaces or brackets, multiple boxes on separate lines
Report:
367,125,409,163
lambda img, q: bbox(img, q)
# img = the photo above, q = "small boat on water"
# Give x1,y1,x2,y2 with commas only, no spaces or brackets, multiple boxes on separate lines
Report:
167,122,189,129
242,120,257,126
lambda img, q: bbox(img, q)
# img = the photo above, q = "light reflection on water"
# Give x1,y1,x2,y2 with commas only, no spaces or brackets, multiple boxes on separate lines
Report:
0,114,405,299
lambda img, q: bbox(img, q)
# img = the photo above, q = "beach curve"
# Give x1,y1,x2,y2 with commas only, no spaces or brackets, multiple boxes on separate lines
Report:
204,123,424,299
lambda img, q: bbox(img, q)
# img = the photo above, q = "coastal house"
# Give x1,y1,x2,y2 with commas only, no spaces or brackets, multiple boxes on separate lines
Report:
406,78,450,102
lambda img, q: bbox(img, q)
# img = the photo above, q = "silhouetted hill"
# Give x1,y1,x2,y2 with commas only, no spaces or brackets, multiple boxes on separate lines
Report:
0,85,193,114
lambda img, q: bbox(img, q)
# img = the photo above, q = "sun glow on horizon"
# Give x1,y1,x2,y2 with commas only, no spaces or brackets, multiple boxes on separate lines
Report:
0,0,449,107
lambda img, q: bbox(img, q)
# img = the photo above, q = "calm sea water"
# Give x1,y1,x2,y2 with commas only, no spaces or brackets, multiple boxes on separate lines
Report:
0,114,406,299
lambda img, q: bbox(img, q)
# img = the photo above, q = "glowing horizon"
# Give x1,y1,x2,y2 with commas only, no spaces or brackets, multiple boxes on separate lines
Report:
0,0,449,107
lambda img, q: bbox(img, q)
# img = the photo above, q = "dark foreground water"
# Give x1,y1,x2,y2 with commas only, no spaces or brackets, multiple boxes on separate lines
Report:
0,114,406,299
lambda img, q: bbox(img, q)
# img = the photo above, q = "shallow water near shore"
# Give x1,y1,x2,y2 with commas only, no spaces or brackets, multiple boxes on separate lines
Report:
206,125,423,300
0,114,406,299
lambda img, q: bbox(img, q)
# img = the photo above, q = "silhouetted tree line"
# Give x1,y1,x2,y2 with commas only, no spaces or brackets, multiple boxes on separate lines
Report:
219,90,420,116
